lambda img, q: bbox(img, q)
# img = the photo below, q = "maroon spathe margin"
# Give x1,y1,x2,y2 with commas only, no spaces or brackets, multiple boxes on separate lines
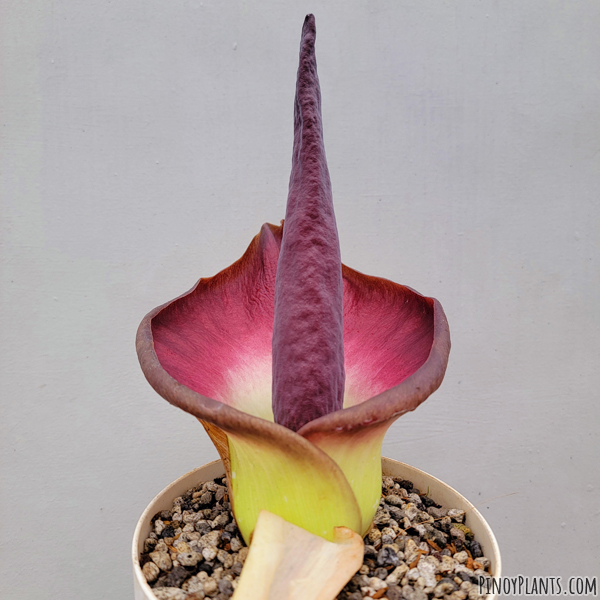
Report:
272,14,345,432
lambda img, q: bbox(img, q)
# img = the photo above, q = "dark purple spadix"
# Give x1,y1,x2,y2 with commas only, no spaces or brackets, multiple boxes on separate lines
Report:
271,15,345,432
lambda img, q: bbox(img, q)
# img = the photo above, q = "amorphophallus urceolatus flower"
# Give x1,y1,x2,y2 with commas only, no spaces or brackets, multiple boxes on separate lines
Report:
137,13,449,568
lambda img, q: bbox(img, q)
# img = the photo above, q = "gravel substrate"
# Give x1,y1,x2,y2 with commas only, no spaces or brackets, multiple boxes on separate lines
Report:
139,475,493,600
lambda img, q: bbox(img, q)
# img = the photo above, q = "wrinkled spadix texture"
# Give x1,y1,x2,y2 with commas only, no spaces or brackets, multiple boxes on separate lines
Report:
272,15,345,432
136,14,450,543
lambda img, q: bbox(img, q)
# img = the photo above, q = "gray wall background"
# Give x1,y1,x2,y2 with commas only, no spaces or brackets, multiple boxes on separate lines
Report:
1,1,598,598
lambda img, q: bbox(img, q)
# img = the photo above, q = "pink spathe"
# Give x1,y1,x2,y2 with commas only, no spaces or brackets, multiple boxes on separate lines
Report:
151,223,435,419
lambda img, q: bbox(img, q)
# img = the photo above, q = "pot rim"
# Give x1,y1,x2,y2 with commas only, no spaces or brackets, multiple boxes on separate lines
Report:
132,457,501,599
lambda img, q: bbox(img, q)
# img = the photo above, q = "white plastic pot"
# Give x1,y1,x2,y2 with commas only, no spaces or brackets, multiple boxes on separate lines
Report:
133,457,502,600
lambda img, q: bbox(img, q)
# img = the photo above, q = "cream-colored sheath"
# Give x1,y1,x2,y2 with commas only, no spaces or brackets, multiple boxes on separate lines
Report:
231,510,364,600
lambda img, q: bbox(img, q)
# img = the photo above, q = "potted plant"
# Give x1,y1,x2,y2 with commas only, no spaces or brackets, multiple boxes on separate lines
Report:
133,15,501,600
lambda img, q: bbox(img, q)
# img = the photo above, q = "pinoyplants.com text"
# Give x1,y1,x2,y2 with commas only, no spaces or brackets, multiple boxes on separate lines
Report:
479,575,597,596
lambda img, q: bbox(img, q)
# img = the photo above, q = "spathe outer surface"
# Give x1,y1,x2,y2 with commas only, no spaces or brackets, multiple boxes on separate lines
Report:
136,15,451,542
